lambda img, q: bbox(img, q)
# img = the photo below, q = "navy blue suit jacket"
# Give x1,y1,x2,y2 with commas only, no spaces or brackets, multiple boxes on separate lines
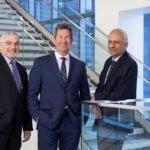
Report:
28,52,90,129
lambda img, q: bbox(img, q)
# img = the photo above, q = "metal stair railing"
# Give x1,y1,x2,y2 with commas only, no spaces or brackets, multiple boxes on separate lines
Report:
6,0,150,87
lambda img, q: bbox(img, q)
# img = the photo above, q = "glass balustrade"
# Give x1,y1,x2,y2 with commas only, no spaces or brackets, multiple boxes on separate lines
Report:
82,99,150,150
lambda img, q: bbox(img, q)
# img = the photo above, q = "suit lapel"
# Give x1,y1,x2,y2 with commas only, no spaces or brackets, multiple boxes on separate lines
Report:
0,53,18,91
50,52,65,87
101,59,111,86
67,55,75,82
105,51,128,84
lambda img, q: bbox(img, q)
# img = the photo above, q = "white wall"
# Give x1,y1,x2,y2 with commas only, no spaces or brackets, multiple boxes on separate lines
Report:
95,0,150,34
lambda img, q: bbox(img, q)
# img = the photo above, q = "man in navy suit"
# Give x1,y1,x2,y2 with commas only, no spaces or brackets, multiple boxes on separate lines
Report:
92,28,138,150
28,23,91,150
0,32,33,150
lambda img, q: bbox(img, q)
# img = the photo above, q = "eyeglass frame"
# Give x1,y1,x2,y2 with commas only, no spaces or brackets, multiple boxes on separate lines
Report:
1,41,20,47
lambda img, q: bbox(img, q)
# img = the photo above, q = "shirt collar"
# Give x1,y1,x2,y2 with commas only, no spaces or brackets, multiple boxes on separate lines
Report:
55,51,69,60
112,52,124,62
1,54,14,64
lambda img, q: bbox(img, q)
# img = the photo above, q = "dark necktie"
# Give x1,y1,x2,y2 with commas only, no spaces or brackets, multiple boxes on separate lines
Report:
105,60,116,84
60,57,67,85
10,60,22,92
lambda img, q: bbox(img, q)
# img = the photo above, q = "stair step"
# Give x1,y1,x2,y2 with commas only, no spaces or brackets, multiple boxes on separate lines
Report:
0,8,16,14
0,31,42,39
19,46,51,51
18,53,46,58
19,39,49,44
0,13,20,19
0,19,29,26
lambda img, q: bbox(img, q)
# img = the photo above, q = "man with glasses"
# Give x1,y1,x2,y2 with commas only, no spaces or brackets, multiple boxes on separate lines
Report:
0,32,33,150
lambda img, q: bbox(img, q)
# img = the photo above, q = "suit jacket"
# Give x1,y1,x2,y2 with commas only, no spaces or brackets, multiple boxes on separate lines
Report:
95,51,137,101
28,52,90,129
94,51,137,129
0,53,32,135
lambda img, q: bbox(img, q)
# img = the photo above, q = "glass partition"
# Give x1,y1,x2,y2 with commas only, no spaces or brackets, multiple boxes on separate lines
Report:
82,99,150,150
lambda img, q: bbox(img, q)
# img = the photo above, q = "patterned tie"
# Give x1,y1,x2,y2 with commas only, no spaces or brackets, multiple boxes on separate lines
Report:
10,60,22,92
60,57,67,85
105,60,116,84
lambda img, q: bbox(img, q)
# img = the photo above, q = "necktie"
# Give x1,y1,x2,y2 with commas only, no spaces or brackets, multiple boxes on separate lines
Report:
105,60,116,84
10,60,22,92
60,57,67,85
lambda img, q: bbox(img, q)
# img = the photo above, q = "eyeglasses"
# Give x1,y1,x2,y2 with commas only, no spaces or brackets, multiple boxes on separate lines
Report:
3,41,19,46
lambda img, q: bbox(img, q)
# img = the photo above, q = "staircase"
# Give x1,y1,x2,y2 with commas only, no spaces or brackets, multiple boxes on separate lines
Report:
0,0,53,75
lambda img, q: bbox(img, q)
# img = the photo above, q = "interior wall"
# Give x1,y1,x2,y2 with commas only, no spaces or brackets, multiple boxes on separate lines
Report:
95,0,150,34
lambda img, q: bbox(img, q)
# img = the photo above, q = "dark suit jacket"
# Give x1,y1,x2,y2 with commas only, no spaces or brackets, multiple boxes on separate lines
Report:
28,52,90,129
95,51,137,101
0,53,32,135
94,51,137,129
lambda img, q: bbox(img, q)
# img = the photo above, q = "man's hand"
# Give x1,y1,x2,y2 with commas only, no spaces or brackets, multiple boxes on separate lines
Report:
90,105,102,119
23,130,31,142
90,96,102,119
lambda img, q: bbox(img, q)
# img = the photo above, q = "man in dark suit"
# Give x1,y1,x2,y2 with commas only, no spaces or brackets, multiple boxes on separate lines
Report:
0,32,33,150
28,23,91,150
92,28,138,150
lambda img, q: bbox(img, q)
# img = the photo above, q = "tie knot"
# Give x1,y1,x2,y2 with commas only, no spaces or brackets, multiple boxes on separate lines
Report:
10,60,16,66
61,57,66,62
111,60,116,65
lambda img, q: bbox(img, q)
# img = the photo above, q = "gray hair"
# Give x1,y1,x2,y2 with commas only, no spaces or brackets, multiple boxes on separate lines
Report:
0,31,19,43
110,28,128,43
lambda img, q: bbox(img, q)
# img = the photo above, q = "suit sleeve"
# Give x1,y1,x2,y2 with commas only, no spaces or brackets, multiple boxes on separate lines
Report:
22,67,33,131
28,59,41,121
106,61,138,100
80,63,91,100
95,62,108,100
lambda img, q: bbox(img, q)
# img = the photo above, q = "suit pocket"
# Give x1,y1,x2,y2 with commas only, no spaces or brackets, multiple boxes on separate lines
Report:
40,104,52,116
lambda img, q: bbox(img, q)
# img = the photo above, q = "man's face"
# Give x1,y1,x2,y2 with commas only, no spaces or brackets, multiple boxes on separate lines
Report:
54,29,72,56
0,35,19,60
108,31,128,59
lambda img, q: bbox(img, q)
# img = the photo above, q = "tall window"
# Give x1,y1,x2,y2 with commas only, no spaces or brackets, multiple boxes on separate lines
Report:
16,0,95,69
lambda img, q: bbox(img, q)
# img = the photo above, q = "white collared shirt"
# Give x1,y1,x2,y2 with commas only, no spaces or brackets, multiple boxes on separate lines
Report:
55,51,70,77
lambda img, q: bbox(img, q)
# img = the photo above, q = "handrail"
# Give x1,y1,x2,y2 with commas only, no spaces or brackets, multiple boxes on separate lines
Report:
83,99,150,111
